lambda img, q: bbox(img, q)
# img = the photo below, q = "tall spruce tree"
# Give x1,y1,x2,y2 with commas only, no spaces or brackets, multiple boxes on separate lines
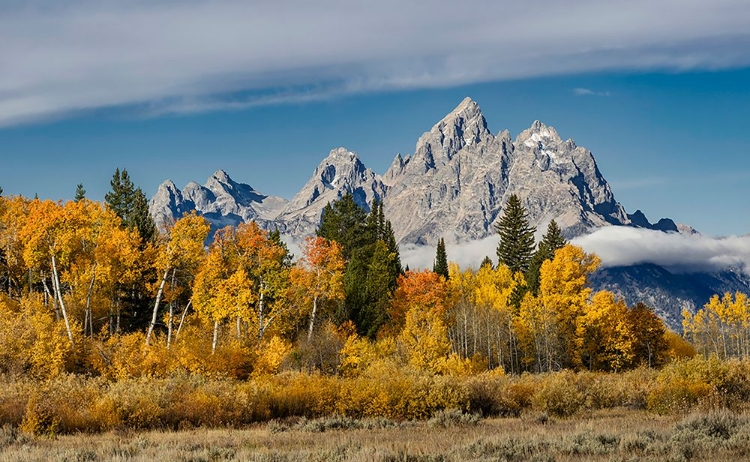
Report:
131,187,156,243
105,168,156,243
317,194,401,337
105,168,158,331
526,220,567,295
495,194,536,275
433,238,449,279
74,183,86,202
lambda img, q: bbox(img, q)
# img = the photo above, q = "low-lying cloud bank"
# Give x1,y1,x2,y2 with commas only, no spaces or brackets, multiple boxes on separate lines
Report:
572,227,750,274
398,227,750,275
401,235,501,271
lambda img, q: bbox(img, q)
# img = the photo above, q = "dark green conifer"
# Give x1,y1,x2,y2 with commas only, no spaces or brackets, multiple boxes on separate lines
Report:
480,255,494,269
105,168,156,243
495,194,536,275
317,193,401,338
74,183,86,202
526,220,567,295
269,228,293,267
433,238,449,279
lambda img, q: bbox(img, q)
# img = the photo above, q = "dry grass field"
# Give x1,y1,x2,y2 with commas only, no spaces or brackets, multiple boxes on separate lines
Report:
3,408,750,461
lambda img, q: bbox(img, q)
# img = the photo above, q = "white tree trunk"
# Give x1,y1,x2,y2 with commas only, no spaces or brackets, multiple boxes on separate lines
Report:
146,267,170,345
212,320,219,354
176,300,191,338
166,269,176,349
51,255,74,345
307,296,318,341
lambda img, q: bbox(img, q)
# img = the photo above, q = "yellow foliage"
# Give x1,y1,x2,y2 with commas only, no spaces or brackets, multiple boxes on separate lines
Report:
0,294,76,379
253,336,292,377
664,331,697,360
401,301,451,373
576,291,635,372
683,292,750,359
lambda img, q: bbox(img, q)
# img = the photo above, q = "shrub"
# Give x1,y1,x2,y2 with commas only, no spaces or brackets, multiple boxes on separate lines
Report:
532,370,584,417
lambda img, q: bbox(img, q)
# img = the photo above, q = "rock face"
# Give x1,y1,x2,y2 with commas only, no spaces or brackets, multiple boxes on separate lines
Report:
590,264,750,331
383,97,630,244
150,97,681,244
149,170,288,233
273,147,387,238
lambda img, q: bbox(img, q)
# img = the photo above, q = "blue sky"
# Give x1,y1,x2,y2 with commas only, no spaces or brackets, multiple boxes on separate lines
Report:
1,1,750,237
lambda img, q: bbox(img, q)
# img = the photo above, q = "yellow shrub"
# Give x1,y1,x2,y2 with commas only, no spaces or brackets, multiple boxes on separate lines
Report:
533,370,584,417
253,336,292,377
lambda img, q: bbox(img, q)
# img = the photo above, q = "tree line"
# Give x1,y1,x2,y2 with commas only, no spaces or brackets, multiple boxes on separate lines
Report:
0,173,712,381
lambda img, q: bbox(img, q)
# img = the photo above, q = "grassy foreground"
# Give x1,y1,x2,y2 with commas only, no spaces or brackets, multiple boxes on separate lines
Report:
3,409,750,461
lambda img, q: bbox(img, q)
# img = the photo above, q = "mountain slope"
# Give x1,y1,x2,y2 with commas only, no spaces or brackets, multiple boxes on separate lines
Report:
383,98,630,244
273,147,387,237
149,170,288,233
590,264,750,332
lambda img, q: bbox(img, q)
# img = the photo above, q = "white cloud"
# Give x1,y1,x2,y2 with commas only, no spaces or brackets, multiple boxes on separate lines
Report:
400,226,750,275
1,0,750,126
573,88,611,97
572,226,750,274
401,235,500,270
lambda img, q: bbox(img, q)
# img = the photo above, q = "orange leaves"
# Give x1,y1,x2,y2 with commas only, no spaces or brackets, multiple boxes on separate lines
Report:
389,270,447,332
289,236,345,340
289,236,345,307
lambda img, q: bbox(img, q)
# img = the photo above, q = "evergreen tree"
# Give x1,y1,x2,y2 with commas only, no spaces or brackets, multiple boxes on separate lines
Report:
383,220,402,276
433,238,449,279
130,187,156,243
105,168,156,243
495,194,536,275
480,255,494,269
0,186,3,196
317,193,369,260
317,194,401,338
105,168,134,220
526,220,567,295
74,184,86,202
269,228,293,267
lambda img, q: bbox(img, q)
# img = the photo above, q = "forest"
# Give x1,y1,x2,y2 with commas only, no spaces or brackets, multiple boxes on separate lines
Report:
0,173,749,437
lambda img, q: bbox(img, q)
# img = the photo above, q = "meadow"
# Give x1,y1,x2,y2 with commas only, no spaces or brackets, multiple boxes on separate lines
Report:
3,408,750,461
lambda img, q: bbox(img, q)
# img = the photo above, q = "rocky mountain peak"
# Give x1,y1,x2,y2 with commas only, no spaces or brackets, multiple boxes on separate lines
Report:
517,120,563,148
431,97,491,148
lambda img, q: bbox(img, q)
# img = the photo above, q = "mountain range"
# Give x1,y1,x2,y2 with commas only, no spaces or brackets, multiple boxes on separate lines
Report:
149,97,743,331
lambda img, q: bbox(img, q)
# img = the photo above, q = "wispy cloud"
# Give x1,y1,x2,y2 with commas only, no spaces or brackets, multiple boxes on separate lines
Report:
2,0,750,126
574,88,611,97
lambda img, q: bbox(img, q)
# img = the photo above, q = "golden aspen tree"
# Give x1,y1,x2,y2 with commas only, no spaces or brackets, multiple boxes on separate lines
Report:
683,292,750,359
516,292,556,372
147,212,210,345
289,236,345,341
627,302,669,368
401,300,452,372
538,244,600,369
231,222,291,340
0,196,30,298
192,227,249,353
576,291,634,371
21,200,85,344
474,263,520,372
